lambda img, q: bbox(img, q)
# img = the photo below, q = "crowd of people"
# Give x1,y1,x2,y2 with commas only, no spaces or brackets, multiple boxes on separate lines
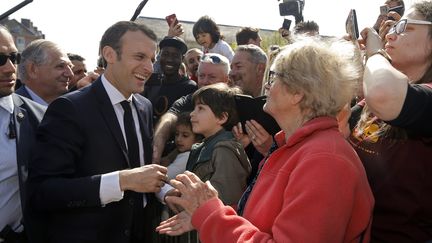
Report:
1,0,432,242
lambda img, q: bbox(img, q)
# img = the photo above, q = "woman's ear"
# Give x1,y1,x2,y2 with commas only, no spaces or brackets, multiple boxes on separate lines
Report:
291,92,304,105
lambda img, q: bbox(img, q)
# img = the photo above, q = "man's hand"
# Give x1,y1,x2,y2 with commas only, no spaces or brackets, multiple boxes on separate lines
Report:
168,22,184,37
76,72,99,89
119,164,168,193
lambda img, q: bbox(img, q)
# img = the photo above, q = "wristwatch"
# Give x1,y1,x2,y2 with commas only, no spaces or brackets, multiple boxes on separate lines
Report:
370,49,392,63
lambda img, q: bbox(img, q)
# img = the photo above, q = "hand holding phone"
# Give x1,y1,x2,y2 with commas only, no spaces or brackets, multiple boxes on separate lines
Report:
165,14,179,27
282,18,292,30
379,5,404,21
380,5,389,15
387,5,404,21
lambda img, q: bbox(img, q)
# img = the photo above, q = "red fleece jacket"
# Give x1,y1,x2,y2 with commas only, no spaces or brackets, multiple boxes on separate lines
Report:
192,117,374,243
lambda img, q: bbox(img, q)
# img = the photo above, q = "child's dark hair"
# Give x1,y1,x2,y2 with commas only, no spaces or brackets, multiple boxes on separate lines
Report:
176,112,204,141
192,15,221,43
176,112,192,128
192,83,242,130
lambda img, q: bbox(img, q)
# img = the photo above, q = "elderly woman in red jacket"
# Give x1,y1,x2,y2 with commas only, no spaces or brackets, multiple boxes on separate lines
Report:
157,37,374,243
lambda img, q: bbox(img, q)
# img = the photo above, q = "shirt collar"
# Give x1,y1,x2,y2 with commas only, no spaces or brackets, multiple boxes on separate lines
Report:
0,95,14,114
25,86,48,106
101,74,134,105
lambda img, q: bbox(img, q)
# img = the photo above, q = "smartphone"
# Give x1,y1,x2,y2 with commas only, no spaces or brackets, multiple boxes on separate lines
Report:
165,14,178,26
380,5,404,20
282,18,292,30
345,9,359,40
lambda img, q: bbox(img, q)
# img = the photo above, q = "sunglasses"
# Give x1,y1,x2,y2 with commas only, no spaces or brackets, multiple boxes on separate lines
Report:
0,52,21,66
201,54,221,64
389,19,432,35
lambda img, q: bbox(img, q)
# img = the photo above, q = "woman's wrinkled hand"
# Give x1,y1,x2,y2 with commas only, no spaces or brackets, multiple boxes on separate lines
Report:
245,120,273,156
165,171,218,215
156,210,194,236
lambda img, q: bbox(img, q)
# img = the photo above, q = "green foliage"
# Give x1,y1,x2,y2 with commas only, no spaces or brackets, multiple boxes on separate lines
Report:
260,31,289,53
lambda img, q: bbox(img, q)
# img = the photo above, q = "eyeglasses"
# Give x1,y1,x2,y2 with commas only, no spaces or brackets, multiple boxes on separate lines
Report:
266,70,284,86
0,52,21,66
389,19,432,35
201,54,221,64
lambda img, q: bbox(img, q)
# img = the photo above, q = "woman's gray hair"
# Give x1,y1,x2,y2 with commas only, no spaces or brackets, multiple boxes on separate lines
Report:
272,37,363,118
18,39,64,81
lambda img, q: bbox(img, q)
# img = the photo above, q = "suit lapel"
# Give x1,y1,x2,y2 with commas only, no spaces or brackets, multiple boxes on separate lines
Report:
11,95,30,213
92,79,130,166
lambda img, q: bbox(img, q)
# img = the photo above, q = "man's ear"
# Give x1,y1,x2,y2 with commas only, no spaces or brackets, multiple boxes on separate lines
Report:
26,62,38,80
256,63,266,76
102,46,117,65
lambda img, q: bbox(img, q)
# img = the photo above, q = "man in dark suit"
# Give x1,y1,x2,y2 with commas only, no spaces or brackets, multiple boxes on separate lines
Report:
0,25,46,243
27,21,169,243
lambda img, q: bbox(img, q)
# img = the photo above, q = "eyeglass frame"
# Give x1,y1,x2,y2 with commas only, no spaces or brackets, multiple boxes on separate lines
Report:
0,52,21,66
266,70,285,87
389,18,432,35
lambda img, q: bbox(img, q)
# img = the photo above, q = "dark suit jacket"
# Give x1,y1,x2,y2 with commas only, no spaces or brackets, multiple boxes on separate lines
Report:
10,94,46,242
14,85,32,101
27,78,156,243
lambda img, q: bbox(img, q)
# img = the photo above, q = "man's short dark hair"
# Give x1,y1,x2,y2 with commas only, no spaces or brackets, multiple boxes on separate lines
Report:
236,27,260,46
294,20,319,35
192,83,241,130
67,53,85,62
99,21,157,63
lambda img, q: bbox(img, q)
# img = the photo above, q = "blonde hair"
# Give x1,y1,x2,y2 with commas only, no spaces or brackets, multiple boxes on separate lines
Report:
272,37,362,119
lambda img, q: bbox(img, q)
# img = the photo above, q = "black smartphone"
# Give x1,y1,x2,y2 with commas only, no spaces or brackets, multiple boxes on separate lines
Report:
234,94,280,136
165,14,178,26
282,19,292,30
345,9,359,40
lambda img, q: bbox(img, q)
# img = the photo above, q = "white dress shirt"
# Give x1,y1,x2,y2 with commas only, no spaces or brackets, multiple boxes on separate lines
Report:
99,75,171,206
